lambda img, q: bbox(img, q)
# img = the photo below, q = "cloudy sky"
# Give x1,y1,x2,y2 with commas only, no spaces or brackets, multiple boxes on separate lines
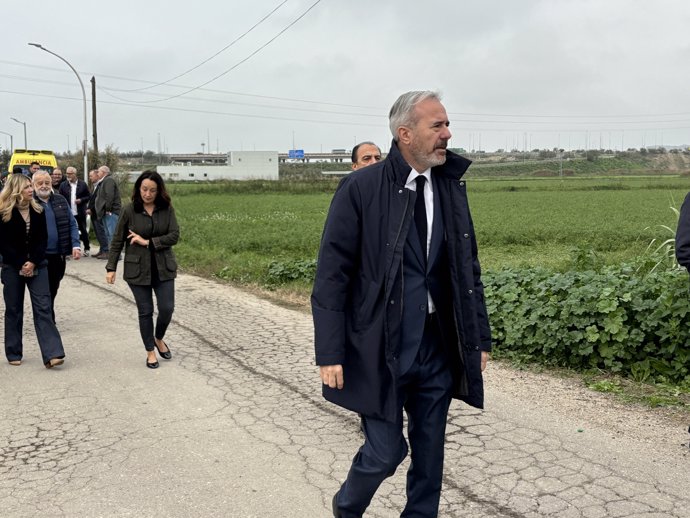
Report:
2,0,690,155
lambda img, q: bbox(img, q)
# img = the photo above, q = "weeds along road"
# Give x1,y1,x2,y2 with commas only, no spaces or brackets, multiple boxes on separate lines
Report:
0,256,688,517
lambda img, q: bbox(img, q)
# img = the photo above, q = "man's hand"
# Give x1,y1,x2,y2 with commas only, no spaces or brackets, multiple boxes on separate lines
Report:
72,248,81,260
20,261,35,277
481,351,490,372
320,365,344,389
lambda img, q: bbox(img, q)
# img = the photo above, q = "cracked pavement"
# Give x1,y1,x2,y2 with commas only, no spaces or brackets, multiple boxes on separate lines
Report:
0,257,688,517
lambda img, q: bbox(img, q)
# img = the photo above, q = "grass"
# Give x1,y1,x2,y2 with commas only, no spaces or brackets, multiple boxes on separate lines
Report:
583,370,690,410
171,190,330,286
167,176,689,281
161,175,690,412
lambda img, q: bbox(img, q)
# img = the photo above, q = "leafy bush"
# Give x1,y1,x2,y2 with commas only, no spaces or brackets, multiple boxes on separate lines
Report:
484,265,690,383
267,259,317,285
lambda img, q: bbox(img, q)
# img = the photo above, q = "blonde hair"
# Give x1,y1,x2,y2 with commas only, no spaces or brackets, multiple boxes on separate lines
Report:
0,174,43,222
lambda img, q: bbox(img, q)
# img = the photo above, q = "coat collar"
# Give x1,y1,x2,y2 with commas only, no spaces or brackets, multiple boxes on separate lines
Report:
385,140,473,185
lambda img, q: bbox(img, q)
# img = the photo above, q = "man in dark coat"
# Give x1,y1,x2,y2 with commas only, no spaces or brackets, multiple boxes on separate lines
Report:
87,169,109,257
94,165,121,254
32,171,81,322
312,91,491,518
59,166,91,256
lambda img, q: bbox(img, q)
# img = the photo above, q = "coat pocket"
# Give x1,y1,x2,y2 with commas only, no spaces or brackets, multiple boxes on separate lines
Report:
123,255,141,279
163,251,177,272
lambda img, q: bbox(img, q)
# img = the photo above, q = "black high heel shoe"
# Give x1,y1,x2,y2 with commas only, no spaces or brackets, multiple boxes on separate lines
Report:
154,340,172,360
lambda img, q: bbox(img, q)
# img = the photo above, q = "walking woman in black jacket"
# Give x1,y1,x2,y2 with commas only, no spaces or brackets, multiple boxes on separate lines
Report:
0,174,66,368
105,171,179,369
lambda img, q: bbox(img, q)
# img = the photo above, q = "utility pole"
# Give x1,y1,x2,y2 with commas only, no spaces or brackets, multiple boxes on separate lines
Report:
28,44,87,182
91,76,98,162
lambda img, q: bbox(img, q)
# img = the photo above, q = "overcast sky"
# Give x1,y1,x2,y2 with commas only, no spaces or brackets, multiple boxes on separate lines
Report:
2,0,690,155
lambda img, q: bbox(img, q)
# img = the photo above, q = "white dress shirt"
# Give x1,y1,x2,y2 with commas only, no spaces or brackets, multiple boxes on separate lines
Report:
405,167,435,313
68,180,78,215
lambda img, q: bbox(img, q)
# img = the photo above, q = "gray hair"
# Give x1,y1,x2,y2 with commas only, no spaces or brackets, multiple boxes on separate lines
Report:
66,166,77,174
388,90,442,141
31,171,51,184
98,165,110,175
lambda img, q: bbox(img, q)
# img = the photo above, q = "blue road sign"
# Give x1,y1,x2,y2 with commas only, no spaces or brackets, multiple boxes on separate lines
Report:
288,149,304,159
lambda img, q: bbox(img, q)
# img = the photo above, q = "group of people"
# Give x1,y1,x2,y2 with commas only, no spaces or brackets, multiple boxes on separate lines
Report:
2,89,488,516
0,163,179,371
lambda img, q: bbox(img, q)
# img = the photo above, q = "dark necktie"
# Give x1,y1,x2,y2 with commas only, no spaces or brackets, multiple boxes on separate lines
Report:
414,175,427,261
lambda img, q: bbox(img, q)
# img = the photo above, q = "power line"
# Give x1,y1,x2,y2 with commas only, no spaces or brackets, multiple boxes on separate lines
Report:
0,89,384,127
100,0,325,104
0,73,385,118
7,88,690,135
118,0,288,92
0,59,380,109
7,58,690,120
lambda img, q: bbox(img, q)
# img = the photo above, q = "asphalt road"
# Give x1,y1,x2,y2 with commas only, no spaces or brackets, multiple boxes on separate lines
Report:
0,256,688,517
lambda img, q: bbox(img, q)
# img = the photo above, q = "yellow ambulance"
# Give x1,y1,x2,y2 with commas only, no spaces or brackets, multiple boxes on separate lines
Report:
8,149,58,175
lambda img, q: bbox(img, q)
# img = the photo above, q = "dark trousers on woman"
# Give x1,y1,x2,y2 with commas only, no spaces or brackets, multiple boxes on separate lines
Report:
46,254,66,323
335,320,454,518
128,279,175,351
2,266,66,364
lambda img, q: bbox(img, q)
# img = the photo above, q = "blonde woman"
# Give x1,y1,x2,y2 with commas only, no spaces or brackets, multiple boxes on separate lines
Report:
0,174,66,368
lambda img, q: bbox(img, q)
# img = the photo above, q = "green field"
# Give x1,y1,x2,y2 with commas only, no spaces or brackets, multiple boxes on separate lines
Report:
470,177,688,270
166,176,690,294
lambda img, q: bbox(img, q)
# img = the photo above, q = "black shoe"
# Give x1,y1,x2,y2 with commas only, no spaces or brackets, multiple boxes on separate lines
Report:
154,340,172,360
332,492,340,518
146,359,159,369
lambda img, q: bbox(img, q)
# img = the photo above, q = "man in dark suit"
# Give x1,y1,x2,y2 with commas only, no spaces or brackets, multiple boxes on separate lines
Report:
59,166,91,256
312,91,491,518
86,169,109,258
94,165,121,257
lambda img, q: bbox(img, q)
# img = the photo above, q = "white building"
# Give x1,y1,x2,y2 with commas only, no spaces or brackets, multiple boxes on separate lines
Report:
157,151,279,181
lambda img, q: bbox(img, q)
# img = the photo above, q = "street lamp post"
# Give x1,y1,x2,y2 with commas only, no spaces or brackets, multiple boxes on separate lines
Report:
10,118,26,149
28,43,88,182
0,131,13,153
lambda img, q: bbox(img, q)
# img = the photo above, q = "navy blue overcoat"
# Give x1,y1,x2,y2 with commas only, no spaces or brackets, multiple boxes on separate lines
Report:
312,141,492,422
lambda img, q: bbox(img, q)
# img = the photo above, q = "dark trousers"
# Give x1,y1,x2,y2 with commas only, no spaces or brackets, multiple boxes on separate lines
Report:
46,254,66,323
336,317,453,518
128,279,175,351
75,212,90,251
2,266,65,364
92,215,108,253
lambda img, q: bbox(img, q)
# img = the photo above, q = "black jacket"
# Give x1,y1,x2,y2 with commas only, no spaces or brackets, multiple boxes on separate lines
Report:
58,179,91,217
312,141,491,422
106,203,179,285
95,175,121,218
0,206,48,269
36,193,79,256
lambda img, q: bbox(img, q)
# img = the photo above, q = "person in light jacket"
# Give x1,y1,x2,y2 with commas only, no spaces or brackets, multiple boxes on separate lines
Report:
105,171,179,369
